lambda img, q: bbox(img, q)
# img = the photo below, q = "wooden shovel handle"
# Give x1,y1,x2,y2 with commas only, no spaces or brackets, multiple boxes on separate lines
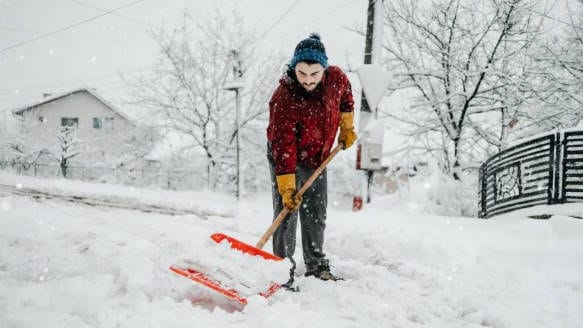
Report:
255,143,344,249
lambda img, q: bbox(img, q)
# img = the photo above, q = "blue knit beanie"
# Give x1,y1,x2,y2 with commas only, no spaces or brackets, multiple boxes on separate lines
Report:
290,33,328,69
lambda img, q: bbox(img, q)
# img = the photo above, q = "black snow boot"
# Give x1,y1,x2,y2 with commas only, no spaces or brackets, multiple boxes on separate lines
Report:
304,262,344,281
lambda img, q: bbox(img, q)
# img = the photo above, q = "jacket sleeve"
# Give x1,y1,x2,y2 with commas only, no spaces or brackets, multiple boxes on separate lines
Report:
269,86,298,175
339,74,354,113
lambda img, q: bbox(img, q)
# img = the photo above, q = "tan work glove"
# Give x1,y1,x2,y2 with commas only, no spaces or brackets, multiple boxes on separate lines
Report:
338,111,357,149
276,174,302,211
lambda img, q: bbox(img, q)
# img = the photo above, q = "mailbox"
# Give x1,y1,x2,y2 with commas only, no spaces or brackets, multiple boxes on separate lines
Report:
356,119,385,171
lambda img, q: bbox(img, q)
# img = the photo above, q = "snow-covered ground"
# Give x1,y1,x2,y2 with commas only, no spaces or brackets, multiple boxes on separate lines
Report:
1,172,582,327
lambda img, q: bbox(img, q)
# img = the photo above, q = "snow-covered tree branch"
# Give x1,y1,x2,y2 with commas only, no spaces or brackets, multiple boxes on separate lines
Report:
379,0,547,179
124,9,284,191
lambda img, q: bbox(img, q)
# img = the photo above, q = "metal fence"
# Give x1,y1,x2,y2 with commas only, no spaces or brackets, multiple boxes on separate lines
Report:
478,129,583,218
0,161,204,191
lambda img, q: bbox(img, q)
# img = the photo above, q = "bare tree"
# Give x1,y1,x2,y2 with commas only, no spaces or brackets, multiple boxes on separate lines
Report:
125,9,283,191
82,124,159,169
54,126,82,178
361,0,546,179
0,118,52,168
529,1,583,128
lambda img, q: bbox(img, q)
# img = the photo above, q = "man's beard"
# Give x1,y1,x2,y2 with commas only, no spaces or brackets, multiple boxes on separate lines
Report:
302,82,317,91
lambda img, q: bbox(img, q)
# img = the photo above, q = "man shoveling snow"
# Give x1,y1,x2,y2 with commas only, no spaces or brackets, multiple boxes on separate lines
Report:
266,32,357,283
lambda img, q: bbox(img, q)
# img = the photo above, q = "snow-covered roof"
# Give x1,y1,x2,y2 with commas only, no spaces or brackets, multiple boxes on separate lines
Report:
11,86,132,123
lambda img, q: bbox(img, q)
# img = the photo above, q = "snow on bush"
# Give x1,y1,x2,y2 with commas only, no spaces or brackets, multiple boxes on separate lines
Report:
374,162,479,217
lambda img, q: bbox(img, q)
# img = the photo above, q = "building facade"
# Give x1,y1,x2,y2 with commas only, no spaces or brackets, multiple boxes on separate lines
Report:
12,87,132,140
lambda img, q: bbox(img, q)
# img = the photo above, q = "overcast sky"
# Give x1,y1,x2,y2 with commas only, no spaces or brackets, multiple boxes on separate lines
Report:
0,0,368,113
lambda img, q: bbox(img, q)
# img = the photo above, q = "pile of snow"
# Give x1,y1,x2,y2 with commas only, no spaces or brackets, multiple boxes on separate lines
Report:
375,163,479,217
174,239,291,297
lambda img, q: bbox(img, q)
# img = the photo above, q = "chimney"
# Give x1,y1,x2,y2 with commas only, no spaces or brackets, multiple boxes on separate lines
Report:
43,93,52,98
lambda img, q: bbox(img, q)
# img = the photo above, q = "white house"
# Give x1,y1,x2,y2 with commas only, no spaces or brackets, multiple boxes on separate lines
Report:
12,87,133,140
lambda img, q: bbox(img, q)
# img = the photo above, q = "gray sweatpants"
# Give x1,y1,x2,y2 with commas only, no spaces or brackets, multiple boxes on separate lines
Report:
267,144,328,270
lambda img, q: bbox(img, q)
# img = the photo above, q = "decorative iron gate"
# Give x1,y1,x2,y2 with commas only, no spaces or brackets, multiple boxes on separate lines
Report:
562,130,583,203
479,129,583,218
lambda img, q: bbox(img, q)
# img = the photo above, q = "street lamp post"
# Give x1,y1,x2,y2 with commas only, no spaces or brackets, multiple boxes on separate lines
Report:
225,49,245,201
234,87,241,200
224,80,245,200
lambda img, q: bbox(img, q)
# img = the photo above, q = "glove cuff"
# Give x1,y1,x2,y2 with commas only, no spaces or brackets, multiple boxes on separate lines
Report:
276,174,296,195
340,111,354,130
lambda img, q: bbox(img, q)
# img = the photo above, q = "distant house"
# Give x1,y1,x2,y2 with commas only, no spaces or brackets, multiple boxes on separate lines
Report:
12,87,133,140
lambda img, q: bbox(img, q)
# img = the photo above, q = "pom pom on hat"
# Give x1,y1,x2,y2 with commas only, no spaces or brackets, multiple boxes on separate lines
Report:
290,32,328,69
308,32,321,41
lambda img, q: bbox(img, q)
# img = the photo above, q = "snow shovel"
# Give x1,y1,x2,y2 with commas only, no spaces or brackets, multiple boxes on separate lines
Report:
170,143,344,305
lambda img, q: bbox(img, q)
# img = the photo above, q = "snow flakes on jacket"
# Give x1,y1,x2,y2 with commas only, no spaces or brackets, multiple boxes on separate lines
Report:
267,65,354,175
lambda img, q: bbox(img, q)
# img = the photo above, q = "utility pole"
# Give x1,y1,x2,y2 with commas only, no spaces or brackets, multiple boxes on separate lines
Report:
360,0,384,124
354,0,383,209
360,0,376,125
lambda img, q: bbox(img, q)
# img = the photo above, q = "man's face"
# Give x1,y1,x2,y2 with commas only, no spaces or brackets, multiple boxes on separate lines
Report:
294,62,324,92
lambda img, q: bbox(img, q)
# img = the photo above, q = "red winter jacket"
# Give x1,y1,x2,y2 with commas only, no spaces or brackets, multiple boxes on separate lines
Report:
267,65,354,175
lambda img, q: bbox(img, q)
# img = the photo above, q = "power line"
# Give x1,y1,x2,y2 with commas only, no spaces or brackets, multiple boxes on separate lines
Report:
301,0,361,27
5,1,299,92
0,65,155,95
257,0,300,40
0,0,146,54
527,8,583,30
63,0,158,30
260,0,360,45
0,0,363,104
0,26,149,46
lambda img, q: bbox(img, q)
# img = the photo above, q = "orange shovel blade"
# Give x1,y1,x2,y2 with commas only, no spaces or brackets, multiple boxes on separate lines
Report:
210,233,283,261
169,233,284,305
169,265,250,304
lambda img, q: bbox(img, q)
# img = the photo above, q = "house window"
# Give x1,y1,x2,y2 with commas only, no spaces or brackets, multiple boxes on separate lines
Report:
93,117,103,129
104,117,114,131
61,117,79,128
